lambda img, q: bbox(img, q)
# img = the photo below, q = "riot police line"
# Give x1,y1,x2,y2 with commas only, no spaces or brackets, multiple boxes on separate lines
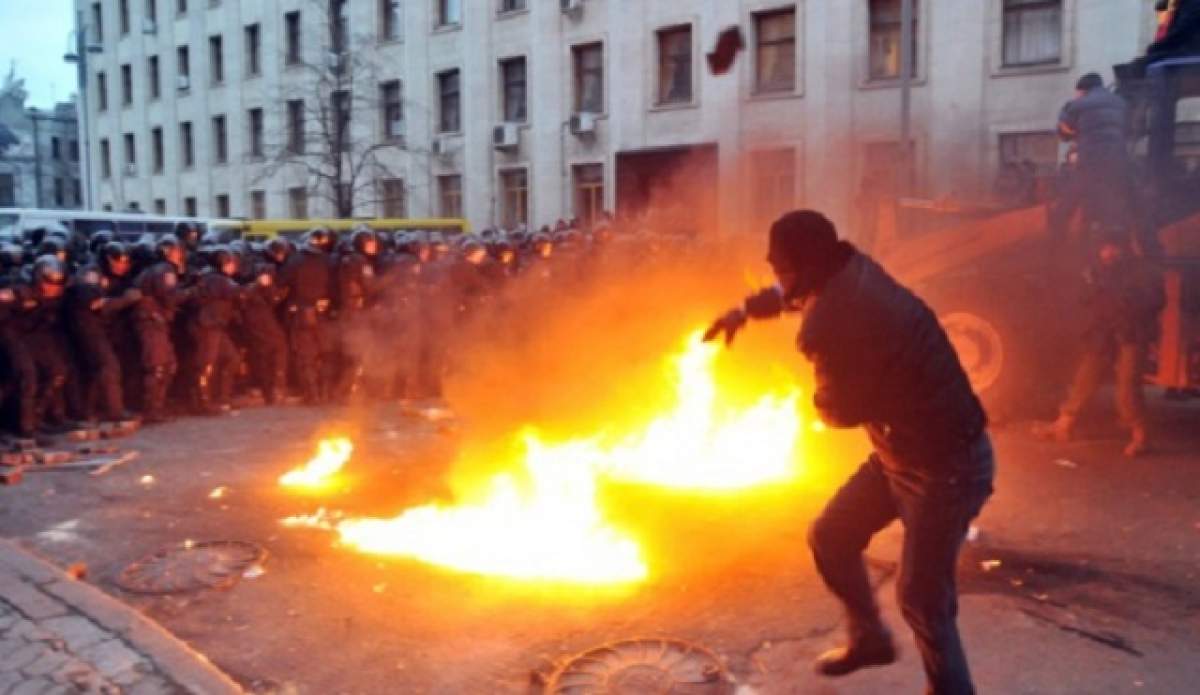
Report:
0,217,615,439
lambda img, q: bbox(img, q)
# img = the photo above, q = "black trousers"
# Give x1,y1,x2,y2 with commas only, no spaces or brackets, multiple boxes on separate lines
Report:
808,434,994,695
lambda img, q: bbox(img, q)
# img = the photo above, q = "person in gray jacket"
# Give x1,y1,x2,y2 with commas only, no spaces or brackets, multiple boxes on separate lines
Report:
705,210,993,695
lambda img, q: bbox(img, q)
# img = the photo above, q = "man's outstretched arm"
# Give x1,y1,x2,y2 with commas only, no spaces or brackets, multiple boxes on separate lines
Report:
702,286,786,346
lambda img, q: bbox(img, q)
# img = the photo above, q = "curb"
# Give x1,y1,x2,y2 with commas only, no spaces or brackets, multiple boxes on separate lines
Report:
0,539,244,695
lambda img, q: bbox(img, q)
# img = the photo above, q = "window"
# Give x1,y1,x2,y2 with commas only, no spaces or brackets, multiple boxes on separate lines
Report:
212,115,228,164
499,0,526,12
1002,0,1062,67
54,179,65,207
91,3,103,43
285,11,302,65
380,0,403,40
215,194,231,217
438,175,462,217
0,174,14,207
437,0,461,27
500,57,527,122
499,169,528,228
288,187,308,218
287,99,305,153
148,56,161,99
250,190,266,218
177,45,191,86
51,137,61,160
332,90,351,153
97,72,108,111
331,0,349,53
380,81,404,141
119,0,130,35
180,121,194,168
245,24,261,76
573,43,604,113
209,35,224,84
121,64,133,105
184,196,197,216
100,139,112,178
999,131,1058,174
379,178,406,217
657,26,693,105
755,8,796,93
152,127,164,172
123,133,137,167
70,141,80,162
752,148,796,222
868,0,918,81
437,69,461,133
146,0,157,24
573,164,604,228
177,0,187,15
248,108,264,158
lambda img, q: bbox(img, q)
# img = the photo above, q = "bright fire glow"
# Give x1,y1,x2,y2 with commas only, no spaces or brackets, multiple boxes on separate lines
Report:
283,333,806,584
279,438,353,490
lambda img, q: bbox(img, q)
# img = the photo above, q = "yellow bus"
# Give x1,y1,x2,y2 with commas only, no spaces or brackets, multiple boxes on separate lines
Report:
238,218,471,243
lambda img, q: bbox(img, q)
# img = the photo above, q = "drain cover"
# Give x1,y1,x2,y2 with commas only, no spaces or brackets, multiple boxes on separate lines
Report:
545,638,734,695
116,540,266,595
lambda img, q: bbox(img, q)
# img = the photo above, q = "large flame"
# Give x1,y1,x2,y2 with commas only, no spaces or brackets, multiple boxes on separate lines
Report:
284,333,806,584
279,437,354,490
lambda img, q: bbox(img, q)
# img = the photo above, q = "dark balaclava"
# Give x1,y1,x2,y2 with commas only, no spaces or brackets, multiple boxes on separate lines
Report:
767,210,854,303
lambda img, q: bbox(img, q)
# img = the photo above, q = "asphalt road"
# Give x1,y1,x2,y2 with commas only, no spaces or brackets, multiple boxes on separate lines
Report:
1,393,1198,694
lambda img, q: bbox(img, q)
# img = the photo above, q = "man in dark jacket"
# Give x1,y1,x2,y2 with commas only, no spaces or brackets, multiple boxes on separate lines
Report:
1057,73,1134,241
705,210,993,695
279,229,336,404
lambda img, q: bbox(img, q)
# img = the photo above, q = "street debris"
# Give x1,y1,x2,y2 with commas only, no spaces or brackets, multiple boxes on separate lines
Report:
1054,458,1080,469
209,486,230,499
66,562,88,580
117,540,268,595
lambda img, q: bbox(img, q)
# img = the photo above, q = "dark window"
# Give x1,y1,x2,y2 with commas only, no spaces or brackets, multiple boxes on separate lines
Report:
250,190,266,218
573,164,604,228
1002,0,1062,67
215,194,231,217
212,115,228,164
380,0,402,40
379,178,406,217
381,81,404,140
437,69,460,133
180,121,194,167
330,0,349,53
0,174,14,206
248,108,264,157
755,8,796,93
69,140,80,162
285,11,302,65
146,0,157,23
500,57,527,122
123,132,136,166
91,3,103,43
657,25,693,104
288,187,307,218
154,198,166,214
287,99,305,153
332,90,351,153
868,0,919,81
245,24,261,76
121,64,133,105
438,175,462,217
54,178,65,207
152,127,164,172
573,43,604,113
97,71,108,111
437,0,462,27
73,179,82,205
177,0,187,15
499,169,528,228
499,0,526,12
148,55,160,98
100,138,112,178
177,45,190,87
119,0,130,35
51,137,61,160
184,196,197,216
209,35,224,84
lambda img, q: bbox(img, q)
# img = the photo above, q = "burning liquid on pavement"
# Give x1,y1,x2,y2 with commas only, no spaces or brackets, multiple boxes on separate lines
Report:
283,333,808,584
279,437,354,491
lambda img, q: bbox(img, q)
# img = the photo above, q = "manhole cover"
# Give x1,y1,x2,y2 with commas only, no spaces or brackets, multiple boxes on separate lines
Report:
545,638,734,695
116,541,267,595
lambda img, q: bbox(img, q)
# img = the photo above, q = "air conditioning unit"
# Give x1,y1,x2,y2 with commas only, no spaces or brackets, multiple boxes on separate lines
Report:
569,112,597,137
492,123,519,150
176,74,190,91
123,163,137,177
560,0,583,16
142,17,157,35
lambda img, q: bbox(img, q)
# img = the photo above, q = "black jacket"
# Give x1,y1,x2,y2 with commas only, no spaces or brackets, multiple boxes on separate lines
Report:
797,251,987,479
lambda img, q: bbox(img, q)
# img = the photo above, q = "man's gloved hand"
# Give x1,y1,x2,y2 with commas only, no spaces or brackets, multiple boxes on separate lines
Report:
703,308,748,346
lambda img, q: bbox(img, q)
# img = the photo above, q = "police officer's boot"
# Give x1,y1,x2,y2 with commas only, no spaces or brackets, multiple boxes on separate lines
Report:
1124,424,1148,458
17,393,38,438
194,367,221,416
142,370,169,424
814,620,896,678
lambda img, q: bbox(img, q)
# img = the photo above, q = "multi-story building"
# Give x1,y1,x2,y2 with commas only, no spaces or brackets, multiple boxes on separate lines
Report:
77,0,1160,239
0,74,84,211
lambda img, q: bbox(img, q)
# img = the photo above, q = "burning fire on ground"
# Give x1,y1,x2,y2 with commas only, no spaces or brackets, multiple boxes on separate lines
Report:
282,331,814,584
279,437,354,491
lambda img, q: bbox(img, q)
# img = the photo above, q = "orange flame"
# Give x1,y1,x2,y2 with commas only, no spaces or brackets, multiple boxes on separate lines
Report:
283,332,806,584
279,437,353,490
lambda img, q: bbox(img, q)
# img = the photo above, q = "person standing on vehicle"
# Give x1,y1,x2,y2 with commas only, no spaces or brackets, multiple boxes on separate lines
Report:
1034,238,1165,457
703,210,994,695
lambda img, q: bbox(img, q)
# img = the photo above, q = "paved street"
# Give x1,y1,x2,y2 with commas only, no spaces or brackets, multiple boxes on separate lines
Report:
0,393,1198,694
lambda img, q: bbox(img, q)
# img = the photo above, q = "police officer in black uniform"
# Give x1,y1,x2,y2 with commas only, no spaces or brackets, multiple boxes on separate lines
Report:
10,257,73,435
279,229,336,404
131,236,189,423
187,246,249,415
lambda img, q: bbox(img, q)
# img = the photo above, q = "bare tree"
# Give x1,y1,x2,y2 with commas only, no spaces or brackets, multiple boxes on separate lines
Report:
256,0,420,219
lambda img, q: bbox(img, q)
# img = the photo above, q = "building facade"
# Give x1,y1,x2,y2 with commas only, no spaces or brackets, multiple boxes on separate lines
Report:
77,0,1160,238
0,73,83,211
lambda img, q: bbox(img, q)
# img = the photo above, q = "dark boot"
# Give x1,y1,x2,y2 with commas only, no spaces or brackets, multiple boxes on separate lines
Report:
814,622,897,678
194,368,221,416
142,371,169,424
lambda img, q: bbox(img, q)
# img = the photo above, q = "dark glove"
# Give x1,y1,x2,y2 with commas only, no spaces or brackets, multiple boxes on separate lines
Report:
744,286,784,319
703,308,747,346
